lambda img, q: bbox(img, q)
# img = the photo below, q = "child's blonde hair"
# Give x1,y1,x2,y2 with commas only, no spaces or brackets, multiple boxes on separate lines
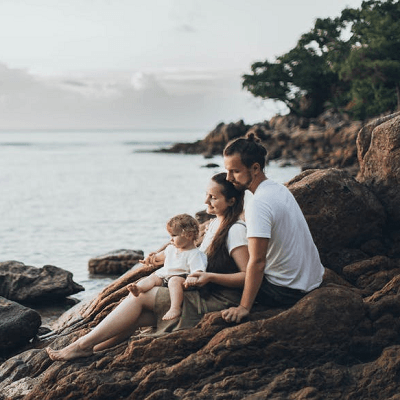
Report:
166,213,199,240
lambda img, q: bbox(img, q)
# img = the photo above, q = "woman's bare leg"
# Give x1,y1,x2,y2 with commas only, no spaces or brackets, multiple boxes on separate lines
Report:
162,276,185,320
93,310,156,352
46,288,158,361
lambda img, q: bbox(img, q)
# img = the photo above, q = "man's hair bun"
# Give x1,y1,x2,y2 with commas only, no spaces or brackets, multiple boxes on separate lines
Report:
245,132,261,143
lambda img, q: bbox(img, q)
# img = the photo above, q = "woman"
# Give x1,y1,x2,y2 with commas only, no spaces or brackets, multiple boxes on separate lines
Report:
46,172,248,360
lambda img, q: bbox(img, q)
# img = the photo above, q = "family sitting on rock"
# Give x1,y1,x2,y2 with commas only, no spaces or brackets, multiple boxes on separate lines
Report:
47,133,325,361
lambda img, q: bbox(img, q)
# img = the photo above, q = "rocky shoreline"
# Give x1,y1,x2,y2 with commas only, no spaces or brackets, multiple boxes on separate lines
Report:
161,109,363,177
1,111,400,399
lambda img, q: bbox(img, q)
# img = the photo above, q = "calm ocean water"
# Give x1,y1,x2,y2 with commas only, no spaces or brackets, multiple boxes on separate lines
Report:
0,130,301,301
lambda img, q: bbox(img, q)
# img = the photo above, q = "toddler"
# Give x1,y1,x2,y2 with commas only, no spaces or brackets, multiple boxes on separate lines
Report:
128,213,207,320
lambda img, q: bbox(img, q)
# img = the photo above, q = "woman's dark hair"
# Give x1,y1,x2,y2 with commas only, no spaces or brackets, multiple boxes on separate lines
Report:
206,172,245,274
223,132,268,170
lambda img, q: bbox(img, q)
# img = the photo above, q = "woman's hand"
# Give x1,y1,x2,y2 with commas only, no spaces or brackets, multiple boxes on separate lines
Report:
184,271,211,288
139,253,156,266
184,276,199,287
139,252,164,267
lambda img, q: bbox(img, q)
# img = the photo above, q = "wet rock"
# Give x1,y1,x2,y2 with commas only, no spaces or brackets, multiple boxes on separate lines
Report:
0,296,41,355
0,261,84,304
201,163,219,168
88,249,144,275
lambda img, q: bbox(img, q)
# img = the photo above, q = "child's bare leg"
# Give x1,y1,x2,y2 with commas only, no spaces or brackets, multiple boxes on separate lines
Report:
128,274,162,297
46,289,158,361
162,276,185,320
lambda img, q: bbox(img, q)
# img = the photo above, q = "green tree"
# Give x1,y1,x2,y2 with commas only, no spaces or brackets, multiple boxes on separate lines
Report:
339,0,400,119
243,16,348,118
243,0,400,120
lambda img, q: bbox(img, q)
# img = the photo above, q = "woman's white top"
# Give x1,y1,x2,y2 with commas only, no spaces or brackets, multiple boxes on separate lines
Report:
199,218,247,255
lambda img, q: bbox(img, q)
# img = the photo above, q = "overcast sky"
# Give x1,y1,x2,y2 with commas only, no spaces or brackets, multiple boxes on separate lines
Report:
0,0,363,130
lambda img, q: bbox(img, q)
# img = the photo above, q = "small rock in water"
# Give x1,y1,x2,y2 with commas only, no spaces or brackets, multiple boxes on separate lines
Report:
88,249,144,275
201,163,219,168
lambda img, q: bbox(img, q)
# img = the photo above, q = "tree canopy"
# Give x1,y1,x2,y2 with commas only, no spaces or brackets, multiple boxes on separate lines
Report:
243,0,400,119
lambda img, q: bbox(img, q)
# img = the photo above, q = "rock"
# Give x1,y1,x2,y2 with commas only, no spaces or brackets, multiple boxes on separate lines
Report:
0,286,374,400
164,120,249,156
357,111,400,226
287,168,387,256
0,261,84,304
88,249,144,275
0,296,41,355
343,256,400,296
201,163,219,168
160,111,363,176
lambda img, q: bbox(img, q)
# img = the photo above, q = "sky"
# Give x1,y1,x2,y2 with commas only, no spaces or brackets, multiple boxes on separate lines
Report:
0,0,363,130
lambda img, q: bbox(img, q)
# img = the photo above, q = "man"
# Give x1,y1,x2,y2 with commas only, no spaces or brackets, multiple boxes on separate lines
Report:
221,133,324,323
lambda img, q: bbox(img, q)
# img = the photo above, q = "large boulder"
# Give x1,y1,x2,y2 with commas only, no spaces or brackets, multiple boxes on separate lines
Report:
0,297,41,355
0,261,84,304
0,285,371,400
88,249,144,275
357,111,400,226
287,168,387,255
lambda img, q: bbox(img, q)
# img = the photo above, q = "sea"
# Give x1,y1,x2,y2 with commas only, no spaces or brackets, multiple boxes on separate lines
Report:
0,129,301,302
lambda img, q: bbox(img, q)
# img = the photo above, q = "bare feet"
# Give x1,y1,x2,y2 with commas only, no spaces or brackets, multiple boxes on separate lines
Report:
162,307,182,320
46,341,93,361
127,283,143,297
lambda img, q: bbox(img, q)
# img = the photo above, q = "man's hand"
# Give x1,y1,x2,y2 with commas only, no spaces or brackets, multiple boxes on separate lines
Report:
221,305,249,323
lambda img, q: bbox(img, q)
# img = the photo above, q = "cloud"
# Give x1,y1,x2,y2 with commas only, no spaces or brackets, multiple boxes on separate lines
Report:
0,63,278,130
175,23,196,33
130,72,163,92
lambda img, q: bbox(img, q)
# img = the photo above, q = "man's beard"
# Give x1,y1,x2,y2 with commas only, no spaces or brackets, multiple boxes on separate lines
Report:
232,173,253,191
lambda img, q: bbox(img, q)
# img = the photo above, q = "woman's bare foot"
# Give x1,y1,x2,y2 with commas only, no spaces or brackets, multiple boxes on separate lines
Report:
162,307,182,320
127,283,142,297
46,341,93,361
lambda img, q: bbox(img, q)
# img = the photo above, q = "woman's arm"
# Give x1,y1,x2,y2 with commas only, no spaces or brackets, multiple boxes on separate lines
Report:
186,245,248,288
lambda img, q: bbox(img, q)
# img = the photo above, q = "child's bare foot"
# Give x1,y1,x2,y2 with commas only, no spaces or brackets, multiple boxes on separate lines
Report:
162,307,182,320
46,341,93,361
127,283,142,297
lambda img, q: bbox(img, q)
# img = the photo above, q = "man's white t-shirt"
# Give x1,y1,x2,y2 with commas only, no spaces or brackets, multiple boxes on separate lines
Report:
155,245,207,279
199,218,247,255
245,179,324,292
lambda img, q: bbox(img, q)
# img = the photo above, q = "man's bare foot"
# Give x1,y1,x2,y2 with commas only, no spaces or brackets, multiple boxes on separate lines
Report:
46,341,93,361
162,307,182,320
127,283,142,297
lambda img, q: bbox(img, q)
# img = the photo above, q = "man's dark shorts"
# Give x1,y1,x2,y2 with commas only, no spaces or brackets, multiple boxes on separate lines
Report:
256,277,307,307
